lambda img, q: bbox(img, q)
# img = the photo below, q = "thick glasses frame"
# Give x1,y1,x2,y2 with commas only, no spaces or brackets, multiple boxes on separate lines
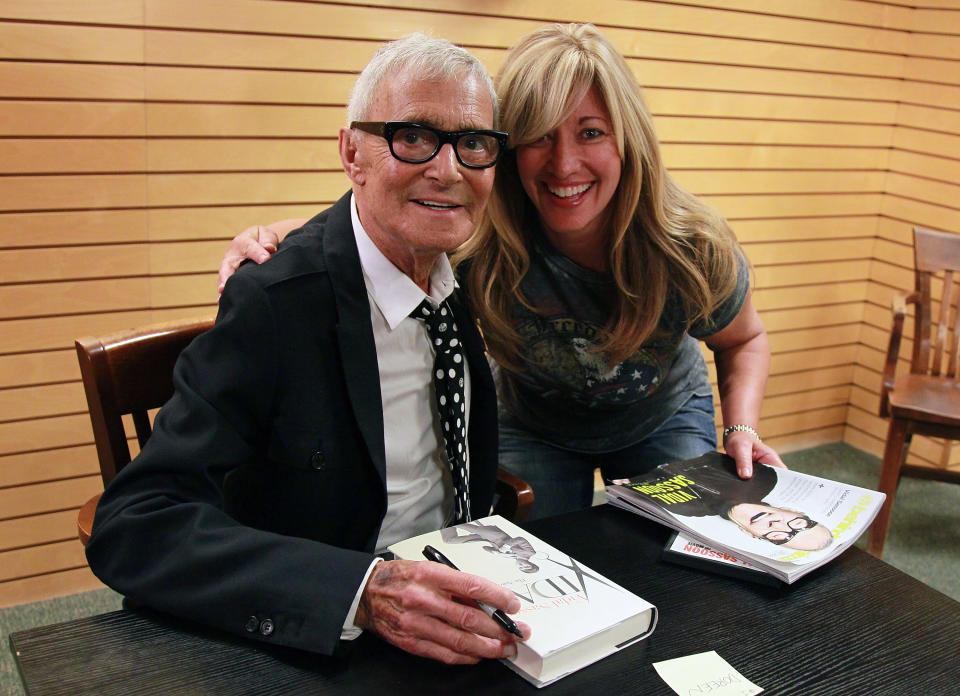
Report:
350,121,508,169
761,515,817,545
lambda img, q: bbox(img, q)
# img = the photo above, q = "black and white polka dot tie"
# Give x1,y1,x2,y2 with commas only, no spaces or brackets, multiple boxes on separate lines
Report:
411,298,471,524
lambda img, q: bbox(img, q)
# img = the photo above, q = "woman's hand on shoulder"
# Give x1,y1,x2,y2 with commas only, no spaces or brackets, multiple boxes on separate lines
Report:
217,219,307,295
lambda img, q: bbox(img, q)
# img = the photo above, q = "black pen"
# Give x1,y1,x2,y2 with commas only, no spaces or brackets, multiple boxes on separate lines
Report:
422,545,524,638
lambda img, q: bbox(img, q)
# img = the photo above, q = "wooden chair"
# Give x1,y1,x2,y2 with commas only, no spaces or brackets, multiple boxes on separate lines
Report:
871,226,960,557
76,318,533,545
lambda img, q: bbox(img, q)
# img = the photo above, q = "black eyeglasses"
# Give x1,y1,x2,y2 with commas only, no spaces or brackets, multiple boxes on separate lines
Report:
761,515,817,545
350,121,507,169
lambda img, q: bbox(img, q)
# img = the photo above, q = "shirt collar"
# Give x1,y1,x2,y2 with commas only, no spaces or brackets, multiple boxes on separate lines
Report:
350,193,457,330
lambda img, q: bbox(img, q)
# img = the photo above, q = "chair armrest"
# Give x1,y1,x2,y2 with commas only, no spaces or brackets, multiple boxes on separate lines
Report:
77,493,101,547
880,291,918,417
492,468,535,522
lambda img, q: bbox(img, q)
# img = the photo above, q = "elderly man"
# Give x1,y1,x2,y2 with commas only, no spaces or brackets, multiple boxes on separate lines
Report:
86,33,527,665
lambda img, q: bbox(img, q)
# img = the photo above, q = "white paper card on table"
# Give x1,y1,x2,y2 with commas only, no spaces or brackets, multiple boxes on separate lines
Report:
652,650,762,696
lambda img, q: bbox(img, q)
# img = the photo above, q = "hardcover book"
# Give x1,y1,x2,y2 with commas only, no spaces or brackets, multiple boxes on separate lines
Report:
606,451,885,584
388,514,657,688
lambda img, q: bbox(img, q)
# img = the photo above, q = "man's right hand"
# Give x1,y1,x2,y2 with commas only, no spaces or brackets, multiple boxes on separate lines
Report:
217,219,305,295
354,559,529,664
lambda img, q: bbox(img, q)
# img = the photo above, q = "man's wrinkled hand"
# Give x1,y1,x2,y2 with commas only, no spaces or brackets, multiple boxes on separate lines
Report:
354,559,529,664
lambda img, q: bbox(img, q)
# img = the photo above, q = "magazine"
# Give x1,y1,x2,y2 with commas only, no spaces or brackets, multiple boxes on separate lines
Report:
388,514,657,688
606,451,886,584
661,531,785,587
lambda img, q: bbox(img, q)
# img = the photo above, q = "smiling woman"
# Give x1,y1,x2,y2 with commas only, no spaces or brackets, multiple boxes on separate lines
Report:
219,23,785,521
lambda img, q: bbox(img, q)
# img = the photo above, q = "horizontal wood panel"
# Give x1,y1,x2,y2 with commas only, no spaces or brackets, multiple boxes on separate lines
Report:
0,175,148,212
706,193,884,219
758,303,864,333
0,475,102,520
0,308,212,355
674,170,887,196
0,140,148,175
749,238,871,264
0,444,99,488
0,21,144,62
754,261,871,289
145,0,913,55
753,282,868,311
0,101,145,137
0,509,80,552
767,324,862,354
732,216,878,243
769,345,858,374
146,104,345,137
0,210,150,247
0,63,145,100
0,246,150,284
662,144,888,171
146,171,345,207
0,278,152,320
0,0,143,23
0,566,105,609
657,119,892,147
0,382,86,422
646,90,899,124
0,539,88,584
0,350,78,390
766,364,855,397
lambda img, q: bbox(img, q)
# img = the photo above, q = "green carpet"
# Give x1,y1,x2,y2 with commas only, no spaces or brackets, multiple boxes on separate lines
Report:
1,443,957,695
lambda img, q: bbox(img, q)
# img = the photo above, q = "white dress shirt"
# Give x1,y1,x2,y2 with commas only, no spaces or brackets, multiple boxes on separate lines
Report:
341,194,472,637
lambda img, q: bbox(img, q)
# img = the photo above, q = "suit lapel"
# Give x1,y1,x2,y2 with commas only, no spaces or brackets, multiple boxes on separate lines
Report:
323,193,387,486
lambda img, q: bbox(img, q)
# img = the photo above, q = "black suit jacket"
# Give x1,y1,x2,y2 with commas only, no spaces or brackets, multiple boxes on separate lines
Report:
85,192,499,655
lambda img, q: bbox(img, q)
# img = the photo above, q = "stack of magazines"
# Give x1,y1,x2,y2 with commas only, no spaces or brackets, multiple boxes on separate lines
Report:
605,451,885,584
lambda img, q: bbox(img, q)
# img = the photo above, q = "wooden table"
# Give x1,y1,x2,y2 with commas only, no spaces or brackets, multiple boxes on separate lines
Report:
10,505,960,695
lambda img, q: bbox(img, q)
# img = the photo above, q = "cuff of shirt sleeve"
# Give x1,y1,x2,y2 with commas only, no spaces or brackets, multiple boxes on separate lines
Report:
340,557,382,641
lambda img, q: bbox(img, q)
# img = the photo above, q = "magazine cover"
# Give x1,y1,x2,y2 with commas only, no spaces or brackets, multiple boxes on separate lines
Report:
606,451,886,583
388,514,657,687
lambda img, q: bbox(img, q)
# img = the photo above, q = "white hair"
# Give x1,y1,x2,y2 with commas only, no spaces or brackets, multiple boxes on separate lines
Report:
347,33,497,124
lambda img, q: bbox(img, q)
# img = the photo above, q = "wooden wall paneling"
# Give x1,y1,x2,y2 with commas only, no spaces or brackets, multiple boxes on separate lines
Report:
0,567,105,609
0,102,145,138
1,0,958,606
0,351,77,390
0,540,90,586
0,140,147,175
0,446,100,489
0,246,151,284
705,193,885,219
145,104,343,137
0,1,144,23
0,210,150,247
0,510,82,552
660,145,889,171
146,205,320,241
0,382,86,422
646,90,899,124
0,21,144,62
147,140,341,172
731,217,878,244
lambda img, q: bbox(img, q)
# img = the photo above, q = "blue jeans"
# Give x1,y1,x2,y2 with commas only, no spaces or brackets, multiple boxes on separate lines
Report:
499,393,717,520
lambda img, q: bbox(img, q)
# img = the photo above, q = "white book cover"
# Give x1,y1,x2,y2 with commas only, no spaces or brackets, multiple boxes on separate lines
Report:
388,514,657,687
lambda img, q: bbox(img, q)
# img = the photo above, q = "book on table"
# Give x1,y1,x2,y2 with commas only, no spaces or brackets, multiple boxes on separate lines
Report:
387,514,658,688
605,451,886,585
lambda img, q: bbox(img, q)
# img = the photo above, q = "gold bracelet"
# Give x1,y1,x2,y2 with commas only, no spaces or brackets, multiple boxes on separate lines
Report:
722,424,761,445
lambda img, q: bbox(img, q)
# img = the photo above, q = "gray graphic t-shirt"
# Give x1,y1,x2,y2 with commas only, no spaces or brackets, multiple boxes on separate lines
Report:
497,231,749,452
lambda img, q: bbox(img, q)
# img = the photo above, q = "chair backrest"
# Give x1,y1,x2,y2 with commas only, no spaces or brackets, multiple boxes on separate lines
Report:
910,227,960,379
76,317,214,486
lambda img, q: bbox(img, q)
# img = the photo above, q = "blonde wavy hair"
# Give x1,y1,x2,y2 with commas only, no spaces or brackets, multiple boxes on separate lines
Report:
455,23,742,371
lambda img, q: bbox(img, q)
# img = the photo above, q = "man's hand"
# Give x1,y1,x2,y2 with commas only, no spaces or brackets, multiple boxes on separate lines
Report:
354,559,529,664
725,430,786,479
217,225,280,295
